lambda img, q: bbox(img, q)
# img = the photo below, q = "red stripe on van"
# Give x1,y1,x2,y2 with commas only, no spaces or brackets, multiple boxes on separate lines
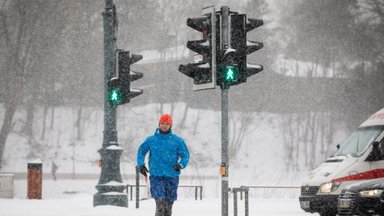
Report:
332,169,384,182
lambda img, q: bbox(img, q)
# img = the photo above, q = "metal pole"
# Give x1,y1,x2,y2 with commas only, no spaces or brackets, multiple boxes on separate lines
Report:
130,186,133,201
221,87,229,216
136,166,140,208
200,186,203,200
245,190,249,216
93,0,127,207
195,187,198,200
221,6,230,216
102,0,117,148
233,190,238,216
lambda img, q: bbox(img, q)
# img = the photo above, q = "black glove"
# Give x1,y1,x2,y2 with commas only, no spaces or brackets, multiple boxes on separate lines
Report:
139,165,149,177
173,164,182,172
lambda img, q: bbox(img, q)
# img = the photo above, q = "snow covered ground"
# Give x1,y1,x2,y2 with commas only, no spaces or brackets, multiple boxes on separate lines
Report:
0,178,315,216
0,196,313,216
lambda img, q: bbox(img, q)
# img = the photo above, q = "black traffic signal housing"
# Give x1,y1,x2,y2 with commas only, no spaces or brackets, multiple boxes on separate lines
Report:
229,14,263,85
179,12,219,90
108,50,143,105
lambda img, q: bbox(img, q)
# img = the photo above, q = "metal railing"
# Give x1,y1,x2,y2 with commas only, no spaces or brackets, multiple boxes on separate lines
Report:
241,185,301,189
132,166,204,208
230,185,301,216
126,184,146,201
230,187,249,216
179,185,203,200
126,184,203,207
238,185,300,200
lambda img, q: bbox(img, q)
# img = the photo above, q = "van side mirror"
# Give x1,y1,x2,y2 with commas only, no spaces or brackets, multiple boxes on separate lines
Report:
336,144,340,150
366,141,383,161
373,141,379,148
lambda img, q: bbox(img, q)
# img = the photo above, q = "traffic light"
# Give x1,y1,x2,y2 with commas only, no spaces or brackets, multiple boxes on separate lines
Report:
229,14,263,85
179,8,219,91
216,47,238,87
108,50,143,105
108,77,122,104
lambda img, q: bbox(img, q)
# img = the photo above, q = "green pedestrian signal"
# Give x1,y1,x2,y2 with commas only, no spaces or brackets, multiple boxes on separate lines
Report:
108,89,121,104
224,65,237,81
219,65,239,86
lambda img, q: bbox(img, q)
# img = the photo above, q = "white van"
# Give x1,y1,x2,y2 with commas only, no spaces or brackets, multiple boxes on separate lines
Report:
299,108,384,216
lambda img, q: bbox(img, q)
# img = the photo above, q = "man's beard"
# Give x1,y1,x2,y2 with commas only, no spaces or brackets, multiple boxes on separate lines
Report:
159,128,171,134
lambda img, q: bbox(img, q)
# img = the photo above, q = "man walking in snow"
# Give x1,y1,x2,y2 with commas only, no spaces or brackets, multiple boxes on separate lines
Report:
51,161,58,181
137,114,190,216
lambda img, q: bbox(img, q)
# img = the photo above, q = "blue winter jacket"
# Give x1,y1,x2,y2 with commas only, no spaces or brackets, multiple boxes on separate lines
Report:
137,129,190,177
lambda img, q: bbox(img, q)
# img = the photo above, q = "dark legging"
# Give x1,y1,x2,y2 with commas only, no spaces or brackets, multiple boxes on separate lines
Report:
155,199,174,216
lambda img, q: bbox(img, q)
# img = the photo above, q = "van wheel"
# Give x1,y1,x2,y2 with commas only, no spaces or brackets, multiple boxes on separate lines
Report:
319,213,336,216
319,210,336,216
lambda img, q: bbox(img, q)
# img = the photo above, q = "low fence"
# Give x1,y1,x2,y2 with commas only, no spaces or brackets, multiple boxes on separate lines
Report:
131,167,203,208
230,187,249,216
126,184,203,201
230,185,301,216
238,185,300,200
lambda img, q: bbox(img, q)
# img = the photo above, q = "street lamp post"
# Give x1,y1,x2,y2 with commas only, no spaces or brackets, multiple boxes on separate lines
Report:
93,0,127,207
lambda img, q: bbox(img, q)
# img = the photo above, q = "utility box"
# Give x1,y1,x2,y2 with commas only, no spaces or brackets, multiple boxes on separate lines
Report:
27,159,42,199
0,174,14,198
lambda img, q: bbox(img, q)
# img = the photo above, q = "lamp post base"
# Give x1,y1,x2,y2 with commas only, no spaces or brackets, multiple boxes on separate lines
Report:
93,192,128,207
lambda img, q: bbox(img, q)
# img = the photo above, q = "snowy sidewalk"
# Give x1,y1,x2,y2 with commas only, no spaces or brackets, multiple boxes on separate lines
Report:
0,195,313,216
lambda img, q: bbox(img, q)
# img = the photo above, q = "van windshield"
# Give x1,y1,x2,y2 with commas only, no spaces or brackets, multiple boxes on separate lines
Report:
334,126,383,157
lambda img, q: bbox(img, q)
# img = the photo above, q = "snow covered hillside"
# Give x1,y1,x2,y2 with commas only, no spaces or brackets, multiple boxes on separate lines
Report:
1,102,348,198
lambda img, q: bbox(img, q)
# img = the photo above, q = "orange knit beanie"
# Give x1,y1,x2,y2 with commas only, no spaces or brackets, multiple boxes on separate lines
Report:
159,114,173,126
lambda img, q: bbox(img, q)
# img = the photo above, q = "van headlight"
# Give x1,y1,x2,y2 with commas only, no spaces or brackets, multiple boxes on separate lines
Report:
359,189,383,197
319,182,341,193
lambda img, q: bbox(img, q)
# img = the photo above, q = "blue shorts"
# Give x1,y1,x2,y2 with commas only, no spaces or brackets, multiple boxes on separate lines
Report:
150,176,179,203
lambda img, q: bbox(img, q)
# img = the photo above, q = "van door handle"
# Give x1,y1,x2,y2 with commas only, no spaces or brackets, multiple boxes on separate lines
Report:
349,171,358,176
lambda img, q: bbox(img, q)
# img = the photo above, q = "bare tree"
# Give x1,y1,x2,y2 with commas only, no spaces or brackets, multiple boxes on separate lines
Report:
228,112,262,160
0,0,67,167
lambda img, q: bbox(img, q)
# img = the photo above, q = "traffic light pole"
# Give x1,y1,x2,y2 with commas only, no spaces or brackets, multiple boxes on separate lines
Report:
180,5,263,216
221,86,229,216
220,6,230,216
102,0,117,147
94,0,127,207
